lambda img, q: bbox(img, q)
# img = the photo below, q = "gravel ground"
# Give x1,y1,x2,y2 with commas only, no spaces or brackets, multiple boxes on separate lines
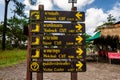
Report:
0,61,120,80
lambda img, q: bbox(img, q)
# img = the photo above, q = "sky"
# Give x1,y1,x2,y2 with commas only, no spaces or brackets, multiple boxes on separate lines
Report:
0,0,120,35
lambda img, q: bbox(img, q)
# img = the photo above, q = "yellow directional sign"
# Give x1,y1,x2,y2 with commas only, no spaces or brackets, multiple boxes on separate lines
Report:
30,23,85,33
76,12,82,20
76,61,83,69
31,61,86,72
31,35,84,46
31,49,40,58
34,48,85,59
30,62,39,71
31,24,40,32
76,36,83,43
76,48,83,56
31,37,40,45
75,24,82,31
30,10,85,21
30,10,40,20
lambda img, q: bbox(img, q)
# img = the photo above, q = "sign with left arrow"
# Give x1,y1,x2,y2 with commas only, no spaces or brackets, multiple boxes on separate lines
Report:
30,10,85,21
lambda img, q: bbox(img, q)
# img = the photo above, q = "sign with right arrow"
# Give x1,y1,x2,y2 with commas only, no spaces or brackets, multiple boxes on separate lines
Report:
30,23,85,33
31,35,85,46
30,61,86,72
30,48,86,59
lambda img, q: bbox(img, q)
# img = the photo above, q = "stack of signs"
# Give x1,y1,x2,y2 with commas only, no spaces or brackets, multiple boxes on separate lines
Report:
29,10,86,72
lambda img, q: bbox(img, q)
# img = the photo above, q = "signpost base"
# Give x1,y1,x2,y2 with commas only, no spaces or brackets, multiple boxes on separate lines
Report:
71,72,77,80
37,72,43,80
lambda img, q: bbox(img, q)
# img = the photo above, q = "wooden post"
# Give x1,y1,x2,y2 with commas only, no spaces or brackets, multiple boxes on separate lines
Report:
71,72,77,80
26,26,32,80
71,6,77,80
37,5,44,80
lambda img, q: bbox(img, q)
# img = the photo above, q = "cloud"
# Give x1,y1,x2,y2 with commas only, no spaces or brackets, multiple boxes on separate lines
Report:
85,8,107,35
76,0,94,9
85,2,120,35
37,0,53,10
53,0,71,10
23,0,95,17
23,0,31,6
53,0,94,10
108,2,120,21
23,0,53,15
0,0,4,4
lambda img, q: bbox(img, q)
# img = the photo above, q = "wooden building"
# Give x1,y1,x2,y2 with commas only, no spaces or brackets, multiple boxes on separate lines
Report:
94,21,120,57
101,21,120,38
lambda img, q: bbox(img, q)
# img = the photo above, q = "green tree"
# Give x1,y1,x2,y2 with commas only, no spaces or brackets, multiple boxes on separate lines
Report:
12,0,26,18
0,22,3,35
7,17,28,48
94,14,116,32
2,0,27,50
0,23,3,48
106,14,116,25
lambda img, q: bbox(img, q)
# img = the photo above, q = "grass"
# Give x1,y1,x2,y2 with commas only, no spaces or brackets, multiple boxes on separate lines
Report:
0,49,27,68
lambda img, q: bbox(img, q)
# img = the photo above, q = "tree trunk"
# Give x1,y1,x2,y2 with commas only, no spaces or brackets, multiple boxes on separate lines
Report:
2,0,10,50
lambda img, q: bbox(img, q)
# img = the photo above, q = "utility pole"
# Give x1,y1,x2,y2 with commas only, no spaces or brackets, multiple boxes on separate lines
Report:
68,0,77,8
2,0,10,50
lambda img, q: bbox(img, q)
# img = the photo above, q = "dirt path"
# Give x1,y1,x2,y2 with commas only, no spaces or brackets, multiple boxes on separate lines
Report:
0,61,120,80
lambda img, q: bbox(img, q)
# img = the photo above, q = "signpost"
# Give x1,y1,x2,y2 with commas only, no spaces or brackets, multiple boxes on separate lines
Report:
27,3,86,80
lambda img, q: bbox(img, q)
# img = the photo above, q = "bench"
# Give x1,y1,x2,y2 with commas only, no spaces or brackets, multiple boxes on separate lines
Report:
108,52,120,64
